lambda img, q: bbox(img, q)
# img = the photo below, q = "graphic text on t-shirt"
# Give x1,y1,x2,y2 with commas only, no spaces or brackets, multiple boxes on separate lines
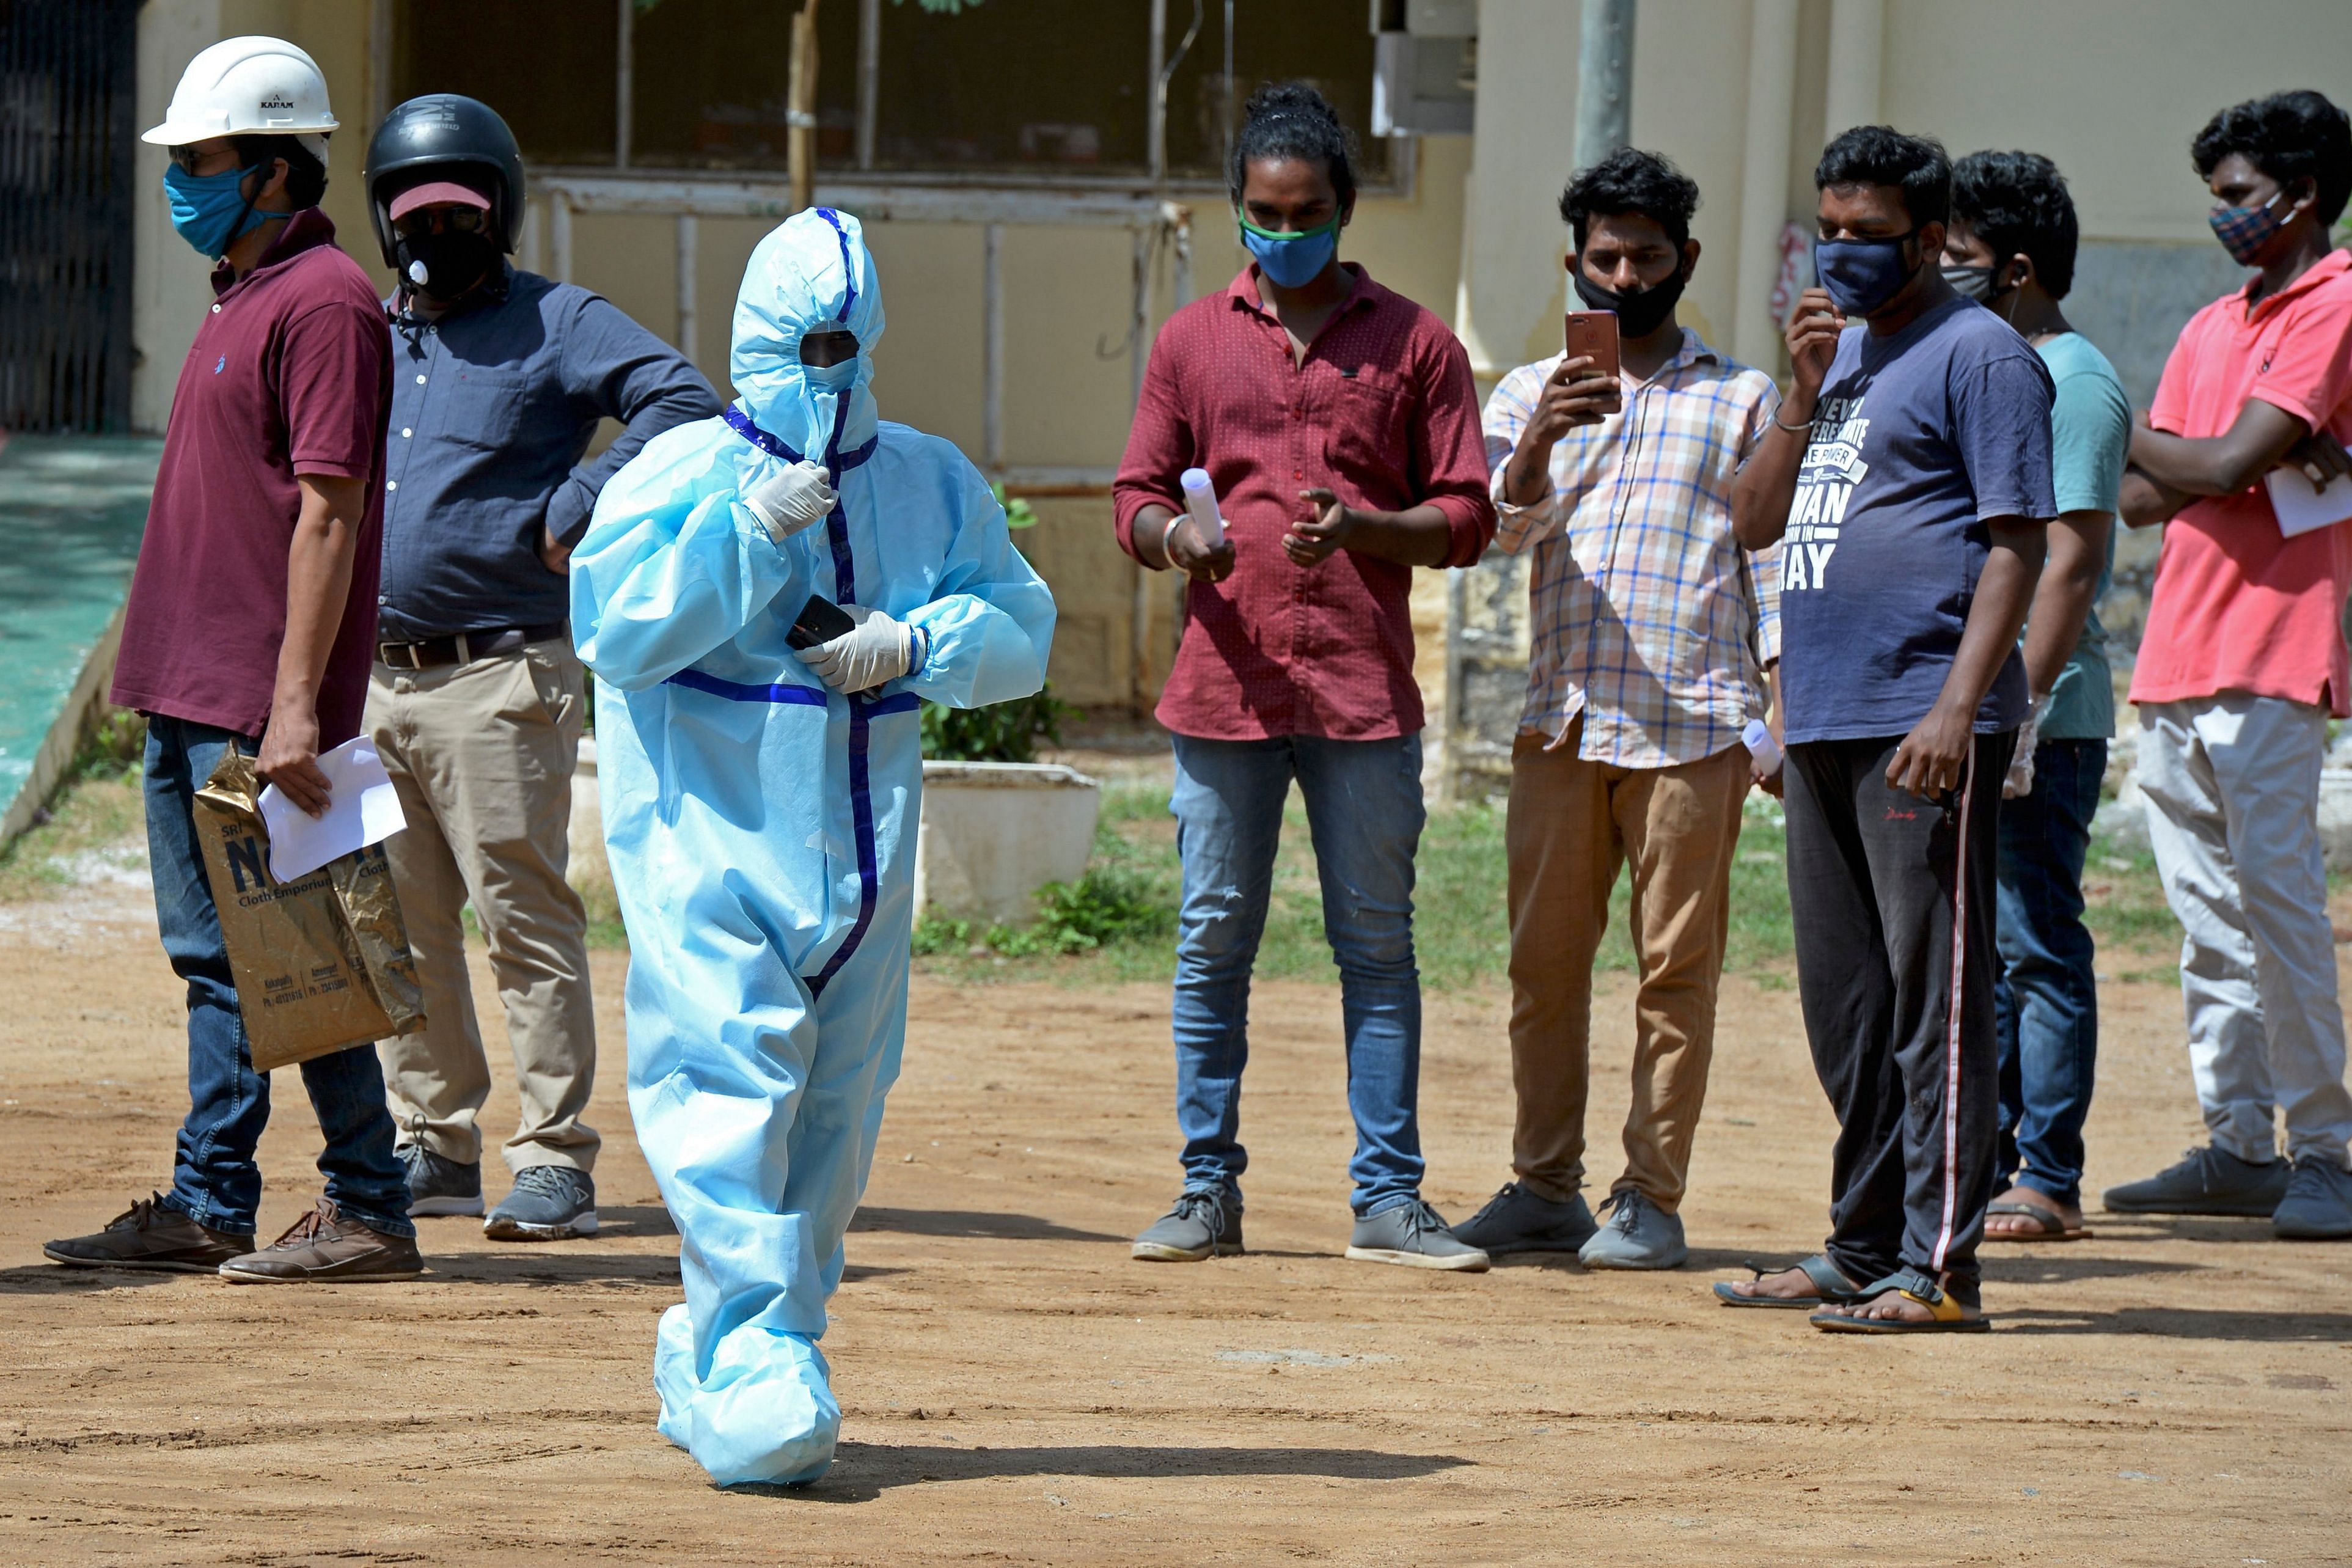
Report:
1782,393,1870,593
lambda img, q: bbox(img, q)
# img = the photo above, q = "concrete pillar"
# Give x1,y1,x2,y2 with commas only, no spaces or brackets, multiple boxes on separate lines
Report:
1454,0,1581,381
133,0,225,434
1733,0,1799,371
1823,0,1883,139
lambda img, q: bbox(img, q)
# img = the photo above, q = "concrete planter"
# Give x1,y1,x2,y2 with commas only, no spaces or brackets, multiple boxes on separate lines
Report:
916,761,1102,926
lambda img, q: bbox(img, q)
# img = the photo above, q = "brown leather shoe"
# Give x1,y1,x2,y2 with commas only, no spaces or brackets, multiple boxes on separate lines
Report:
216,1197,423,1283
45,1193,252,1273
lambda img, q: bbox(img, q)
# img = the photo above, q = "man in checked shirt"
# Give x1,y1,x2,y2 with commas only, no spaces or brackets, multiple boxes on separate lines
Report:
1457,149,1781,1271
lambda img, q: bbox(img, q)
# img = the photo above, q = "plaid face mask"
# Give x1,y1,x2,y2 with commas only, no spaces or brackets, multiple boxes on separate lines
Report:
2208,188,2289,264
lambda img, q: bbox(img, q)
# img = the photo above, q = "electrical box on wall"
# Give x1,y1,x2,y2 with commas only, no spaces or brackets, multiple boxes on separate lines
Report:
1369,0,1476,136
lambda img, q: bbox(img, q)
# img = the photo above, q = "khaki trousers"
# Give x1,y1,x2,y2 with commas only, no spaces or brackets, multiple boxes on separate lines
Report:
1505,719,1747,1212
366,639,599,1173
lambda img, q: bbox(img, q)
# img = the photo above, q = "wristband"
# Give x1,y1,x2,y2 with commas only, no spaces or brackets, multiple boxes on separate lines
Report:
1159,511,1187,565
1772,408,1816,434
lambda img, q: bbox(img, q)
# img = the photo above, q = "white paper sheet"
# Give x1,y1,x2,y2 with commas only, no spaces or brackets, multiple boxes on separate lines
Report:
257,736,406,883
2267,466,2352,539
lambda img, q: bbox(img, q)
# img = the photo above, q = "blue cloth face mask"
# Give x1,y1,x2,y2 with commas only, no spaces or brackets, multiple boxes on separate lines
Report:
1239,215,1340,289
1812,229,1921,317
164,163,279,260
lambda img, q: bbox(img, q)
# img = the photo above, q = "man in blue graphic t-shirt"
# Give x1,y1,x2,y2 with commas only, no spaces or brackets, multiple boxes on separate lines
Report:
1721,126,2054,1335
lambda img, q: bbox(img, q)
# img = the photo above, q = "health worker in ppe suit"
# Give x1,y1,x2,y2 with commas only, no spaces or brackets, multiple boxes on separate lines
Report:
570,208,1054,1487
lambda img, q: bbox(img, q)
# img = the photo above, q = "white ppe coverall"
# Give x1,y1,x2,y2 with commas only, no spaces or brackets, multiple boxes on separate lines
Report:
571,208,1054,1486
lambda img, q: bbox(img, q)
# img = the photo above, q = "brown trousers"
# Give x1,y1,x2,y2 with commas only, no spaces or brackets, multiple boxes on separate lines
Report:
367,640,599,1174
1505,719,1748,1212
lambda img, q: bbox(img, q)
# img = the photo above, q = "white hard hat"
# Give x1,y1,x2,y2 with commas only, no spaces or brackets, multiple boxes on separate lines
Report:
144,36,337,167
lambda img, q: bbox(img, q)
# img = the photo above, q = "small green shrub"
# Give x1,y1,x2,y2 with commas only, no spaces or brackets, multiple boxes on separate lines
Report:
920,684,1077,764
912,861,1174,959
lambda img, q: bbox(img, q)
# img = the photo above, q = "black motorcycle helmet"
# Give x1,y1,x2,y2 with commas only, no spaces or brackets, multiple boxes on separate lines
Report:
364,93,526,266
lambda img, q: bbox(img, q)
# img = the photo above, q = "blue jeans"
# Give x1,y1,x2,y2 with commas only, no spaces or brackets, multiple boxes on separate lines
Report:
145,716,413,1239
1993,738,2106,1207
1168,731,1426,1217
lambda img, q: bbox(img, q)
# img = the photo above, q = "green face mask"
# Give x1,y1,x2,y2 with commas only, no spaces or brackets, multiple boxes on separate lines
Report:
1237,214,1341,288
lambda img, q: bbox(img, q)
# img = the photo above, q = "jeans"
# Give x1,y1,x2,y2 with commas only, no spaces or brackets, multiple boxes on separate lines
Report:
1993,739,2106,1207
1168,731,1426,1217
146,716,414,1239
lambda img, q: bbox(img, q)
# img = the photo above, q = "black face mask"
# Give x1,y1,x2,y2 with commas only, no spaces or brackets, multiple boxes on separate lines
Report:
1572,258,1688,339
397,229,500,301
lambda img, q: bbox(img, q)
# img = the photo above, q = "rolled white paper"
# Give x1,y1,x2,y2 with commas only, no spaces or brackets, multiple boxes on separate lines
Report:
1179,466,1225,549
1742,717,1783,775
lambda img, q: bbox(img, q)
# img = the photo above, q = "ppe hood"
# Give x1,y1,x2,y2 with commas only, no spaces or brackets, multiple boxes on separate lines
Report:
730,207,884,466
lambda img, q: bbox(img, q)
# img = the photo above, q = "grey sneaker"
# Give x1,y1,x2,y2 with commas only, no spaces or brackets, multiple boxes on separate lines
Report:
1453,1181,1597,1255
2103,1145,2290,1217
484,1165,597,1241
1345,1199,1490,1272
2273,1157,2352,1240
1578,1189,1688,1270
398,1143,484,1218
1131,1186,1243,1261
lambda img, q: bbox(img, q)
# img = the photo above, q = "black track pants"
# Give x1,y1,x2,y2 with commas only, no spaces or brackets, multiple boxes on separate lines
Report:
1784,731,2013,1305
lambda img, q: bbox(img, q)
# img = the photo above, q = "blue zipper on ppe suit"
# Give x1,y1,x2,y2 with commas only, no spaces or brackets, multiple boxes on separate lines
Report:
686,209,896,997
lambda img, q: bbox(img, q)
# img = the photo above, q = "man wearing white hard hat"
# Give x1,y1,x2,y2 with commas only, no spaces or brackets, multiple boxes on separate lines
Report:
44,37,419,1283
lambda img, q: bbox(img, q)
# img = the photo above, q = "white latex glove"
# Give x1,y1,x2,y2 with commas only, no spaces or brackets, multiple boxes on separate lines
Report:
742,459,838,542
2004,694,2050,799
793,602,912,694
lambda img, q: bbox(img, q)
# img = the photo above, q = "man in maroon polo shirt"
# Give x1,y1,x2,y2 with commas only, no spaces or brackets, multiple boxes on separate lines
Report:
1116,84,1497,1270
43,38,417,1283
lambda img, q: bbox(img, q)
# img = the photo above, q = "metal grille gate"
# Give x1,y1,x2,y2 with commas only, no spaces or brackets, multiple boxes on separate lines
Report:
0,0,137,433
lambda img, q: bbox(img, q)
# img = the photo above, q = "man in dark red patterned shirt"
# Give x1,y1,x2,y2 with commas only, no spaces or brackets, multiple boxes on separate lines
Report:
1114,84,1496,1271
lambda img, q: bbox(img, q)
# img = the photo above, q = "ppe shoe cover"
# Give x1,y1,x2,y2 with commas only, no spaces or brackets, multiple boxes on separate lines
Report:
654,1303,840,1486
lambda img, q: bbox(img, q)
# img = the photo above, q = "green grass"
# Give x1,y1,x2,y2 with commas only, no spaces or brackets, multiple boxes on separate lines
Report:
912,787,1804,992
909,785,2227,994
0,709,2221,1002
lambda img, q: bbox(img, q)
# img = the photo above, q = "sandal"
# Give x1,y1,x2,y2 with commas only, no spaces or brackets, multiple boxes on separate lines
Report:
1713,1253,1859,1308
1810,1267,1990,1334
1984,1196,2087,1242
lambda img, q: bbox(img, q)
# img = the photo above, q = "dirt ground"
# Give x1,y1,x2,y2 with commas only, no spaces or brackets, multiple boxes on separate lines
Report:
1,870,2347,1566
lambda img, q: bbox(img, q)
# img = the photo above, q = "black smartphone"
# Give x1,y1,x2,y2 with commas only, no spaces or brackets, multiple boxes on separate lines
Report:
786,594,857,650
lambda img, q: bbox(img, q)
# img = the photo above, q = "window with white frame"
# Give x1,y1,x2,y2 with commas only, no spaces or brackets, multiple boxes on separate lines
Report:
391,0,1398,188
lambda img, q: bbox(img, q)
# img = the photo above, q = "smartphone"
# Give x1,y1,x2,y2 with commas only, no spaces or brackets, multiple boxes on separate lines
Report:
785,593,858,650
1564,309,1621,381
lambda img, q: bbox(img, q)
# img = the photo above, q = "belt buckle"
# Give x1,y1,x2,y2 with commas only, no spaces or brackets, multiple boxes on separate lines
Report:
379,642,422,670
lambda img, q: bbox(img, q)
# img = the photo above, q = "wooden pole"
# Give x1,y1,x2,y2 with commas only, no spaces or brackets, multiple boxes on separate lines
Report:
789,0,821,214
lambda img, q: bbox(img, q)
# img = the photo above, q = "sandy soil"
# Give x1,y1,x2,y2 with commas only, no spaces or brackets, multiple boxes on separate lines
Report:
0,870,2346,1566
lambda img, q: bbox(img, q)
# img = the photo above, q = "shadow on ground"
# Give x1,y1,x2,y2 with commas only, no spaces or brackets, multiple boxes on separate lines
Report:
727,1442,1472,1503
0,1262,186,1294
1998,1306,2352,1340
851,1208,1124,1244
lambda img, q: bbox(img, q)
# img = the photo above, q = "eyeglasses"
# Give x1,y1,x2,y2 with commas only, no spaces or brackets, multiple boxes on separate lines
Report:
168,144,233,175
394,205,489,238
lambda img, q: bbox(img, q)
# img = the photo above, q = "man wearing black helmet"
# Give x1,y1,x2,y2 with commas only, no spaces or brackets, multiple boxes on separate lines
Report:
361,95,719,1244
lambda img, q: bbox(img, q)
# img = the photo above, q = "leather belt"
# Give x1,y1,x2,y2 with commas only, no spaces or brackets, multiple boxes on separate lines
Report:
376,622,568,670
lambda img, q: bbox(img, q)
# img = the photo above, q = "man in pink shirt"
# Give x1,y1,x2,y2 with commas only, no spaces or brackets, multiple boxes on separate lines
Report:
2109,90,2352,1239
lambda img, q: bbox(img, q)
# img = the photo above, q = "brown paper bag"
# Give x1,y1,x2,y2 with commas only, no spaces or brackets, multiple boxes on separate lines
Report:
192,750,426,1072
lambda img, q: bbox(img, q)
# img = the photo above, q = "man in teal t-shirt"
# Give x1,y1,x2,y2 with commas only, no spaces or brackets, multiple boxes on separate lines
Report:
1946,151,2131,1242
